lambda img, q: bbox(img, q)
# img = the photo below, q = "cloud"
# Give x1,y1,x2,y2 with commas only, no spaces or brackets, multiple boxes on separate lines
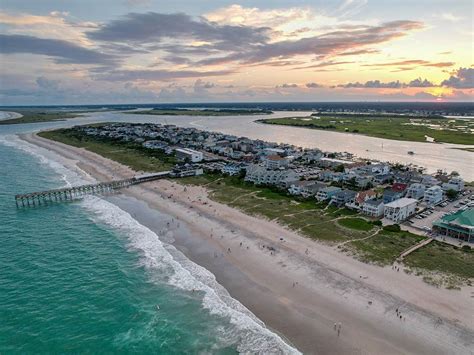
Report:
408,78,435,87
276,83,298,88
441,67,474,88
295,60,355,70
193,79,215,95
36,76,60,90
87,12,270,50
0,11,94,46
340,80,403,88
0,34,117,65
363,59,454,68
207,20,423,65
440,13,462,22
339,78,435,88
306,82,322,88
94,68,235,81
338,48,380,56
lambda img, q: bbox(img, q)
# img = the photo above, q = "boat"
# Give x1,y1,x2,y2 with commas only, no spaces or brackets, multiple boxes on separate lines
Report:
407,151,415,155
156,305,160,310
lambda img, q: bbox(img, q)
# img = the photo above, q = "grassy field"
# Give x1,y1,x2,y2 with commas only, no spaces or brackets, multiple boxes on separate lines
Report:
129,108,272,116
404,241,474,287
259,114,474,145
0,110,81,125
348,230,425,265
38,129,176,172
337,217,374,231
180,174,374,243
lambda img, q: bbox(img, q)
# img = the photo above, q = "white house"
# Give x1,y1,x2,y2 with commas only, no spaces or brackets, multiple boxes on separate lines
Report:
263,155,289,169
362,199,385,218
384,198,418,222
406,183,426,200
423,185,443,205
442,177,464,192
175,148,203,162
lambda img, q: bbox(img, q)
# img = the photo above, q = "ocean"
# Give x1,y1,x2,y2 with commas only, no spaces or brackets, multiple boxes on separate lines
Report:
0,125,297,353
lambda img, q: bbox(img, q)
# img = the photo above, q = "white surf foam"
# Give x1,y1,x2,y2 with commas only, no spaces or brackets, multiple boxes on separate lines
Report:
81,196,300,354
0,134,91,188
1,133,300,354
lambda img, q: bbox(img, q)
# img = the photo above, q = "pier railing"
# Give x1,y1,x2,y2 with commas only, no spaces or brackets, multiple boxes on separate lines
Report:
15,171,169,208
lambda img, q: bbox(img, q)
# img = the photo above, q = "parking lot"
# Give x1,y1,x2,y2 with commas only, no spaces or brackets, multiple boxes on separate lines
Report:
408,190,474,232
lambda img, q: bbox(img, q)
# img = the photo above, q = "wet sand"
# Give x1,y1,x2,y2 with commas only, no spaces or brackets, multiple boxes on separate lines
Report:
23,132,474,354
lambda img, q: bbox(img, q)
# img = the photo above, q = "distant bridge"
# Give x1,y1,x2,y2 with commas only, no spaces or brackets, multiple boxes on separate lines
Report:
15,171,169,208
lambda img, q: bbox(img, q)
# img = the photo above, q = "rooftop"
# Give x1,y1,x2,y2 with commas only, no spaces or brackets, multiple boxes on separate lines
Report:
384,197,418,208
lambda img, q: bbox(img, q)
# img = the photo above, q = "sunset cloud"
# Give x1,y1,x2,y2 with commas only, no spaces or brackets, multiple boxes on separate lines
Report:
0,2,471,105
441,67,474,88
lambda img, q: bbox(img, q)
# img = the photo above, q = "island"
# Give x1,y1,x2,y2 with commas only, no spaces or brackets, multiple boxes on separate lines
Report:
258,113,474,145
127,108,273,116
38,123,473,288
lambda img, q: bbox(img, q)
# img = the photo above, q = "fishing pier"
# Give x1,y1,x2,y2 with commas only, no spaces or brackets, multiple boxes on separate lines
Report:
15,171,169,208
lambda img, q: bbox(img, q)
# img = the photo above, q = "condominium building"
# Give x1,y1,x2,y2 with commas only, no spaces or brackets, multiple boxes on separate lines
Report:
384,198,418,222
423,185,443,205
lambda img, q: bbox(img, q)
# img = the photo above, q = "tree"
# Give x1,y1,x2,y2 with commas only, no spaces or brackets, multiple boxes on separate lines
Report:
446,189,458,200
334,164,345,172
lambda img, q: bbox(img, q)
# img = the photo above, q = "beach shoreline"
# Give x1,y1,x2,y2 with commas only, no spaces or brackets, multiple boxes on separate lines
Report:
22,132,474,354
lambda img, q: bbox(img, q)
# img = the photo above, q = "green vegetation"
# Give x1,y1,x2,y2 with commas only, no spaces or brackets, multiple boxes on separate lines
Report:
349,230,425,265
180,174,371,243
0,109,80,125
259,114,474,145
404,241,474,287
38,128,176,172
337,217,374,231
129,108,272,116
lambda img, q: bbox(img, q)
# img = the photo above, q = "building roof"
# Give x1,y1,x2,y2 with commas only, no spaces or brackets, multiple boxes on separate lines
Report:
355,190,377,204
385,197,418,208
364,198,384,207
391,183,408,192
265,154,285,161
436,208,474,228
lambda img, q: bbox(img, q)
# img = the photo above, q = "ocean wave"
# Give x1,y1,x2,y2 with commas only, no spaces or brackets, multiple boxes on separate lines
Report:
0,134,90,187
81,196,300,354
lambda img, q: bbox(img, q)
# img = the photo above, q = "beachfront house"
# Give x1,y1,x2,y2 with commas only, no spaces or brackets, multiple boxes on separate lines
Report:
405,183,426,200
330,190,357,207
362,199,385,218
384,198,418,222
423,186,443,205
316,186,341,202
288,181,313,195
346,189,377,210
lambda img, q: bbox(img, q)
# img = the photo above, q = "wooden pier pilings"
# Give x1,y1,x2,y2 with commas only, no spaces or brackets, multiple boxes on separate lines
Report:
15,171,169,208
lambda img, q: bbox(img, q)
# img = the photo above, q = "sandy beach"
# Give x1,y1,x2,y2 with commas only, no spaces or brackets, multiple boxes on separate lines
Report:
23,132,474,354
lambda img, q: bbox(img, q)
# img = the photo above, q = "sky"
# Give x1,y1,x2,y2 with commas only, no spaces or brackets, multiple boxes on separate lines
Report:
0,0,473,105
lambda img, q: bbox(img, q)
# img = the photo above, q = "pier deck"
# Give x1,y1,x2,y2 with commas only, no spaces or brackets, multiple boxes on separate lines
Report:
15,171,169,208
